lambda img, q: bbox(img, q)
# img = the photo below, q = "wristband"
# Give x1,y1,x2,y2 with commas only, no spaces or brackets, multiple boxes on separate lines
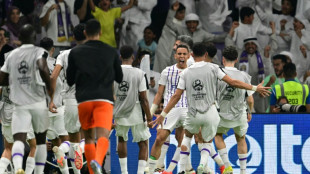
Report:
251,85,257,91
150,104,158,116
160,111,168,118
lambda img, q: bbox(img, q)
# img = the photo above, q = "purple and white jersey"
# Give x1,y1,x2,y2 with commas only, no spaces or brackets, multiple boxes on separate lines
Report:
159,64,187,108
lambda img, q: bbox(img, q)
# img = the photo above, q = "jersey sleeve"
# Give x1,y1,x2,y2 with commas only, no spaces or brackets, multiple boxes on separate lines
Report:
217,67,226,80
39,1,52,18
177,71,186,90
245,73,254,96
158,68,168,86
138,72,147,92
1,59,9,73
91,6,102,19
56,52,65,67
112,7,121,19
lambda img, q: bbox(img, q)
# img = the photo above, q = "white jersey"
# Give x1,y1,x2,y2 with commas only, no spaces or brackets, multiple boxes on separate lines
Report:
47,56,63,107
217,67,253,121
159,64,187,108
0,86,13,125
1,44,48,105
113,65,147,125
56,49,76,100
177,61,226,115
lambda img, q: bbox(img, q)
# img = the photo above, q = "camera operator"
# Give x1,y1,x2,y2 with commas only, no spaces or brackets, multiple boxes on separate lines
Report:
270,63,310,112
272,96,289,113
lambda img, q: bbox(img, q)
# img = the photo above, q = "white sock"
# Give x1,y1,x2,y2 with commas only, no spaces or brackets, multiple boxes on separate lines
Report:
199,143,211,167
218,148,230,167
34,144,47,174
157,141,169,168
198,143,203,151
25,156,35,174
59,165,70,174
79,139,85,153
69,143,80,174
59,141,71,153
238,153,247,174
119,157,128,174
148,158,158,173
179,136,191,172
166,147,180,172
137,160,147,174
210,146,224,167
12,141,25,172
186,154,193,171
0,157,11,173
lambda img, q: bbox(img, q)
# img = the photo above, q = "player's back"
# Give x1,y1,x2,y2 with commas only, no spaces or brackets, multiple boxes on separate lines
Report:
217,67,252,121
113,65,146,118
4,45,48,105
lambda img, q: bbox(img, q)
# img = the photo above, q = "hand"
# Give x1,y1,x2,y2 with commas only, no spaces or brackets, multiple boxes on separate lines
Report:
172,1,179,11
231,21,239,29
279,32,289,38
150,115,165,129
264,45,271,58
147,120,153,128
300,45,307,58
295,28,302,38
48,4,58,12
269,75,276,85
49,101,57,113
272,107,281,113
256,80,271,97
270,21,276,34
280,19,287,30
247,113,252,122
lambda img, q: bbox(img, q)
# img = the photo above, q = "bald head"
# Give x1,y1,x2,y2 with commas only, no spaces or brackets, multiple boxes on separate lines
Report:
19,24,36,44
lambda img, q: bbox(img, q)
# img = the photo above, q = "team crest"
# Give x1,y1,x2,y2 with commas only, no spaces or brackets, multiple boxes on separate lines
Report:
18,60,29,75
226,85,235,92
119,81,129,93
192,79,203,91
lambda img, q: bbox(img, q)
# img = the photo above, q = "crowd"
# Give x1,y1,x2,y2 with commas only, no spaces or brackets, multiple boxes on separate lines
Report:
0,0,309,174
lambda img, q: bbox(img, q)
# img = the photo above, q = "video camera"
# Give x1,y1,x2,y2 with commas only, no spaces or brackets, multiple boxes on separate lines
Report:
277,103,307,113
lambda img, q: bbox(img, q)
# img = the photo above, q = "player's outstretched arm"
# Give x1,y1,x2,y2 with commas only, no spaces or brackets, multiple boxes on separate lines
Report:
222,75,271,97
151,88,183,128
246,95,254,122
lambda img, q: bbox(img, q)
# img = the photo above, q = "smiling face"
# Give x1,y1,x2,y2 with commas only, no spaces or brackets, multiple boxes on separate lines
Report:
175,47,190,69
244,41,257,54
186,21,199,33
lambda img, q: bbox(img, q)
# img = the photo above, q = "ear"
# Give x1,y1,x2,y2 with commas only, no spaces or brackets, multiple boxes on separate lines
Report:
83,30,87,37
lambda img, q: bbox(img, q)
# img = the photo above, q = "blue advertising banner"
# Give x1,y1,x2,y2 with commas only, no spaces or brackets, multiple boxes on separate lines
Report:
110,114,310,174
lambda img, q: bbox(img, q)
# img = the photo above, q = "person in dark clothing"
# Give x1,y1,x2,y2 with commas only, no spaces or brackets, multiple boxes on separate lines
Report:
66,19,123,174
74,0,94,23
0,28,13,66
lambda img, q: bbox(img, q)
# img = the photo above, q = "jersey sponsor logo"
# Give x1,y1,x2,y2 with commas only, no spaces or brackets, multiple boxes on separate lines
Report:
17,60,31,84
118,81,129,101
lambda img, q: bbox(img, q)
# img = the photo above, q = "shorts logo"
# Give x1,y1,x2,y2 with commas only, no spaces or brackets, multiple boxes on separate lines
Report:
119,81,129,93
18,60,29,75
192,79,203,91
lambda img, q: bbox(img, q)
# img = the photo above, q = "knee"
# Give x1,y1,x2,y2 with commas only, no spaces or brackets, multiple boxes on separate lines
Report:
138,140,148,149
155,136,166,146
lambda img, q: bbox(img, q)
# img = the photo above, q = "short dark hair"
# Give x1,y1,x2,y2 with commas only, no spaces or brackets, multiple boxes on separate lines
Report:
40,37,54,51
283,62,296,78
19,24,36,44
272,54,287,64
240,7,255,21
177,2,185,12
177,35,193,50
204,42,217,58
85,19,101,37
144,26,155,33
222,46,238,61
176,44,190,53
120,45,134,59
74,23,86,41
0,28,6,32
193,42,207,57
282,0,297,16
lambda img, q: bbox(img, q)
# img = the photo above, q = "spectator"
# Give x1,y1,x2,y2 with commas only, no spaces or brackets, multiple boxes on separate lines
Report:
0,28,13,66
225,23,277,113
119,0,157,51
256,0,297,53
74,0,94,23
1,6,21,48
166,12,226,44
290,15,310,81
271,96,289,113
137,26,157,70
301,7,310,50
270,63,310,112
89,0,134,48
40,0,74,57
153,1,185,73
230,7,274,50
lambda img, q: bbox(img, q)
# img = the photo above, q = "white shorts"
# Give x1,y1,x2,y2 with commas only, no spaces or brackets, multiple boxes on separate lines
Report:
2,125,35,143
184,105,220,142
158,107,187,132
63,99,81,133
12,101,49,135
115,123,151,142
47,106,68,140
217,113,248,137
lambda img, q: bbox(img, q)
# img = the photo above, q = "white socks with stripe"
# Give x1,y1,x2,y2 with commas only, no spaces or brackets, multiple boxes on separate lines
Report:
34,144,47,174
25,156,35,174
12,141,24,173
238,153,247,174
0,157,10,173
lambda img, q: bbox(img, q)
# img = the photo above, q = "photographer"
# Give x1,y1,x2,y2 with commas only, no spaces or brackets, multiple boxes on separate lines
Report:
270,63,310,112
